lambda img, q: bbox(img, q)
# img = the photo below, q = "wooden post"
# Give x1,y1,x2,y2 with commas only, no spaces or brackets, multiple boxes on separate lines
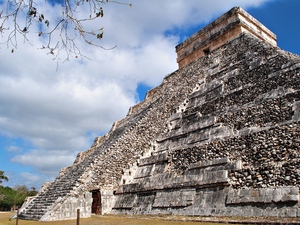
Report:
76,209,80,225
16,209,19,225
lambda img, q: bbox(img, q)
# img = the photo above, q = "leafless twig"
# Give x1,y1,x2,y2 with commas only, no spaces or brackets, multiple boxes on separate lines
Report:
0,0,131,62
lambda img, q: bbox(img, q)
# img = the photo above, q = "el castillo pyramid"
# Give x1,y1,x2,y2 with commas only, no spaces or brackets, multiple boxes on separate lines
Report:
19,7,300,220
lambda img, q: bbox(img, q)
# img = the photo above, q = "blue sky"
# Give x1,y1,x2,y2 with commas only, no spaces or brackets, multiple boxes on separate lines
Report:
0,0,299,189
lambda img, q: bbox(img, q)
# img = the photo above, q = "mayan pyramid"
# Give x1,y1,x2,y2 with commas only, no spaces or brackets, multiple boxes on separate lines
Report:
19,7,300,220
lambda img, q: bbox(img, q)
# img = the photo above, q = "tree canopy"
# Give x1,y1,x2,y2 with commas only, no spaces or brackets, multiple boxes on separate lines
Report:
0,0,131,61
0,185,37,211
0,171,38,211
0,171,9,184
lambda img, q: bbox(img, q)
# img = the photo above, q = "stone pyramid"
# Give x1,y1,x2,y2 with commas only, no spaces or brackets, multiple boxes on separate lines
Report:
19,6,300,220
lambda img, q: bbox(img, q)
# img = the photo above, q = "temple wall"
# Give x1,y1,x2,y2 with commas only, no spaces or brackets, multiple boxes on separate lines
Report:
40,192,92,221
176,7,277,68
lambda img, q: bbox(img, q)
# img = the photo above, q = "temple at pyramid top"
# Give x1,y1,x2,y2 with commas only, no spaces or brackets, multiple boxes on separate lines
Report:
176,6,277,68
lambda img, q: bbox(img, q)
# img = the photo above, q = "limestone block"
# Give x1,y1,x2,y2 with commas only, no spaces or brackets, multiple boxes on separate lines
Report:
101,189,115,215
153,189,196,208
169,112,181,121
139,152,168,166
152,164,167,175
227,187,299,205
255,188,265,203
206,170,228,185
249,57,265,70
272,188,282,203
210,124,233,140
225,160,242,170
292,101,300,121
206,85,223,101
187,129,210,144
132,194,156,213
208,65,220,77
155,140,169,151
264,188,274,203
122,183,139,193
188,116,216,131
267,207,279,217
281,187,299,202
157,128,185,142
206,79,223,93
114,194,137,209
268,70,281,79
134,165,153,179
280,208,297,218
222,68,240,80
148,176,164,190
188,95,206,108
189,157,229,169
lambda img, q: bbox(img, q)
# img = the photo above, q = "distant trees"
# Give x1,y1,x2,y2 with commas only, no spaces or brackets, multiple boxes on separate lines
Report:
0,185,38,211
0,171,8,184
0,171,38,211
0,186,26,211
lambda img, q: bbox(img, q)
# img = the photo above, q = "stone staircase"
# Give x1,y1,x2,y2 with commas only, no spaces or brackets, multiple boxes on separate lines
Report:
18,93,163,220
18,173,78,220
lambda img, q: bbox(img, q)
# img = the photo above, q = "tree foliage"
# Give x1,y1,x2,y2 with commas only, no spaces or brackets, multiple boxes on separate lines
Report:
0,0,132,61
0,171,9,184
0,185,38,211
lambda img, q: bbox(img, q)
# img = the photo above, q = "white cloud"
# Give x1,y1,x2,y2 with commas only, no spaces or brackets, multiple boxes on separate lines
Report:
0,0,273,188
12,149,76,175
5,145,23,153
20,172,43,186
5,171,50,189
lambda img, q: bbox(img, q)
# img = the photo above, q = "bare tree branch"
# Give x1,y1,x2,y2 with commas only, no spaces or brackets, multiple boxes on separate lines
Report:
0,0,131,62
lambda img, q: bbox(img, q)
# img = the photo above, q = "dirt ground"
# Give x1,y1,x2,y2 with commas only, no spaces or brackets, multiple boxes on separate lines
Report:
0,212,223,225
1,212,300,225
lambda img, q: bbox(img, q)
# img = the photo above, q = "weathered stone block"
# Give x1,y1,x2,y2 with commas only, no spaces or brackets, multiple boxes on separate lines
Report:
272,188,282,203
139,152,168,166
210,125,233,140
187,130,210,144
281,187,299,202
227,187,299,205
189,157,229,169
188,116,216,131
293,101,300,121
134,165,153,179
114,194,137,209
152,164,167,175
153,189,196,208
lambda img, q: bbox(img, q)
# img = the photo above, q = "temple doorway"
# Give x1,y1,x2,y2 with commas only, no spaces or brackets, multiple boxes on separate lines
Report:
91,190,101,214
